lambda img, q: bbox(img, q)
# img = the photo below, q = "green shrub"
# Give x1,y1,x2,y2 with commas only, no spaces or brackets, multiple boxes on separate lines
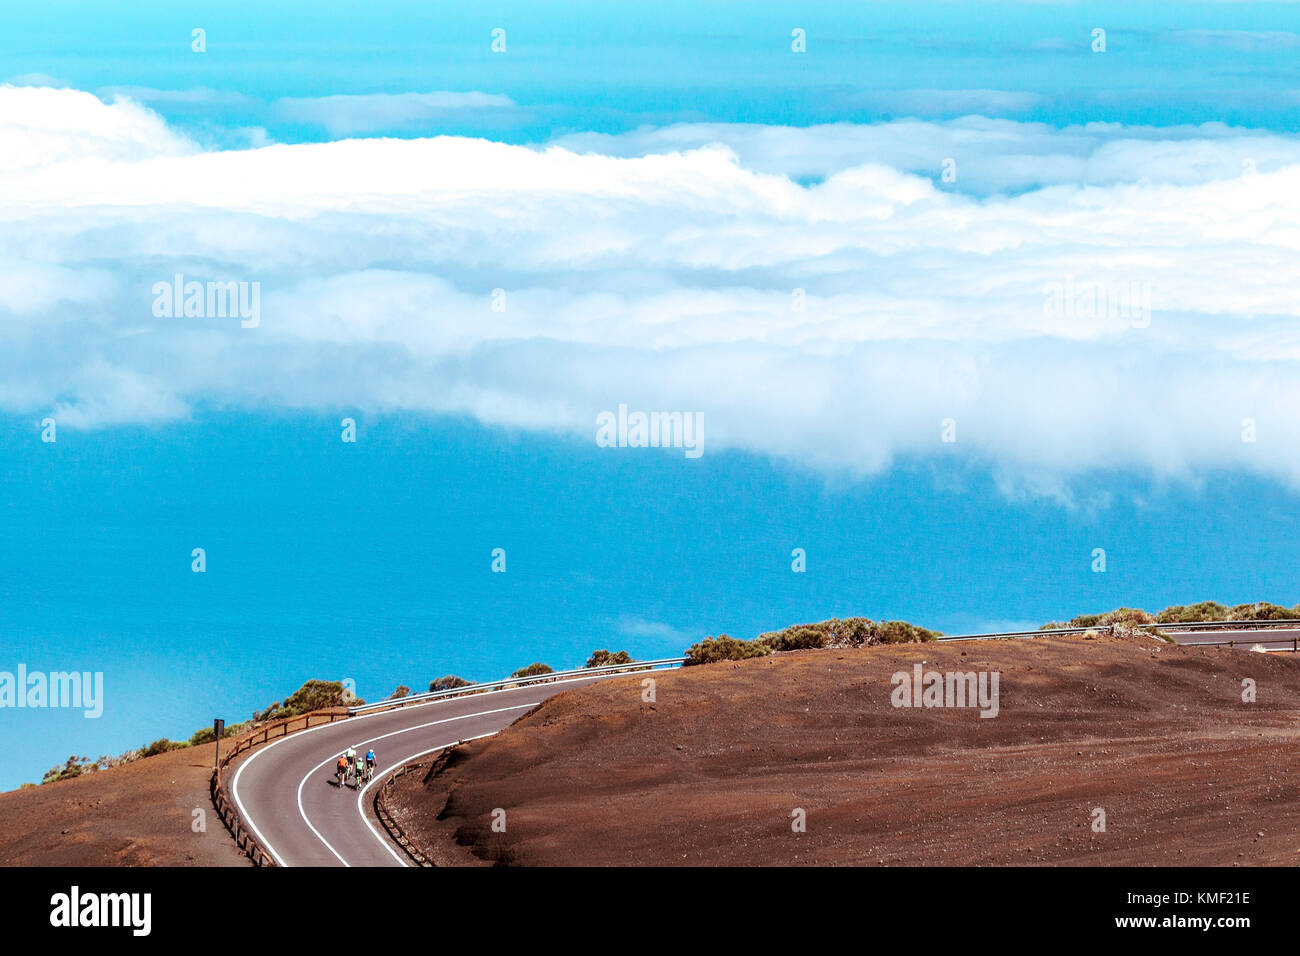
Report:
876,620,940,644
827,617,885,645
189,727,215,746
430,675,473,692
757,616,938,650
1230,602,1295,621
586,649,634,668
41,756,93,784
752,616,939,653
1155,601,1230,624
254,679,362,721
1061,608,1154,629
188,720,250,747
388,685,411,700
98,750,140,770
759,626,826,651
140,738,188,758
1097,607,1155,627
510,662,554,679
683,634,771,666
1153,601,1297,624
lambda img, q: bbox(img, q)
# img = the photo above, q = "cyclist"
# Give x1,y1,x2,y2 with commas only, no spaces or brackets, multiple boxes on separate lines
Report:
365,748,376,772
335,756,347,784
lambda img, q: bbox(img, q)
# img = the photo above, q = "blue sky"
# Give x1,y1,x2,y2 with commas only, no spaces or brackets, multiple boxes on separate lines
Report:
3,1,1300,788
9,1,1300,139
6,412,1300,790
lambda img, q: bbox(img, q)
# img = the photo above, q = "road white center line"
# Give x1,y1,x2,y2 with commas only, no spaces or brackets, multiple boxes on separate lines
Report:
293,703,537,867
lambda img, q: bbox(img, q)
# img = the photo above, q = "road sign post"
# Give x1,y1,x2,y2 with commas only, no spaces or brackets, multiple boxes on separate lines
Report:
213,718,225,769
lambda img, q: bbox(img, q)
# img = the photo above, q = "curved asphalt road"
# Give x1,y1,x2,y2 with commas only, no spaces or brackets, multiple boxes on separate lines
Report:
230,627,1300,867
230,674,625,867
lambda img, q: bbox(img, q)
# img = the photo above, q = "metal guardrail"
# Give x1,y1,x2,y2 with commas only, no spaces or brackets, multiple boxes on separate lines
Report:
936,620,1300,643
348,657,688,715
1171,635,1300,652
930,619,1300,655
937,625,1115,642
1151,618,1300,631
210,708,351,867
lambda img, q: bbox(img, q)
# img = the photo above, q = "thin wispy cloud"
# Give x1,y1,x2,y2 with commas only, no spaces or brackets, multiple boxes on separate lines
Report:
270,91,525,136
1169,29,1300,51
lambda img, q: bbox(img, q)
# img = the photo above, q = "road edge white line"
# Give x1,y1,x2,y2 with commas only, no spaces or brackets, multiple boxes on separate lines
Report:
294,704,537,866
230,673,612,866
355,731,499,866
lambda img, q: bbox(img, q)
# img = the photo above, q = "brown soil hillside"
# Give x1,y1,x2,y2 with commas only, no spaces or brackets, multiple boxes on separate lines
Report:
0,740,247,866
388,633,1300,866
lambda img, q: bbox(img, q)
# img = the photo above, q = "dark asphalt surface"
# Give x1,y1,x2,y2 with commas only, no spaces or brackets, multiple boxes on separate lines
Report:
229,675,618,867
1164,627,1300,651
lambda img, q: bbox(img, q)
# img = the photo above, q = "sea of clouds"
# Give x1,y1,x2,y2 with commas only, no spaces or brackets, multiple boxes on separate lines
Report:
3,84,1300,495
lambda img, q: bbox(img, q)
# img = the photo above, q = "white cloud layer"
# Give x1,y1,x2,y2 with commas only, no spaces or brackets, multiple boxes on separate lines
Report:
4,85,1300,493
553,117,1300,193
